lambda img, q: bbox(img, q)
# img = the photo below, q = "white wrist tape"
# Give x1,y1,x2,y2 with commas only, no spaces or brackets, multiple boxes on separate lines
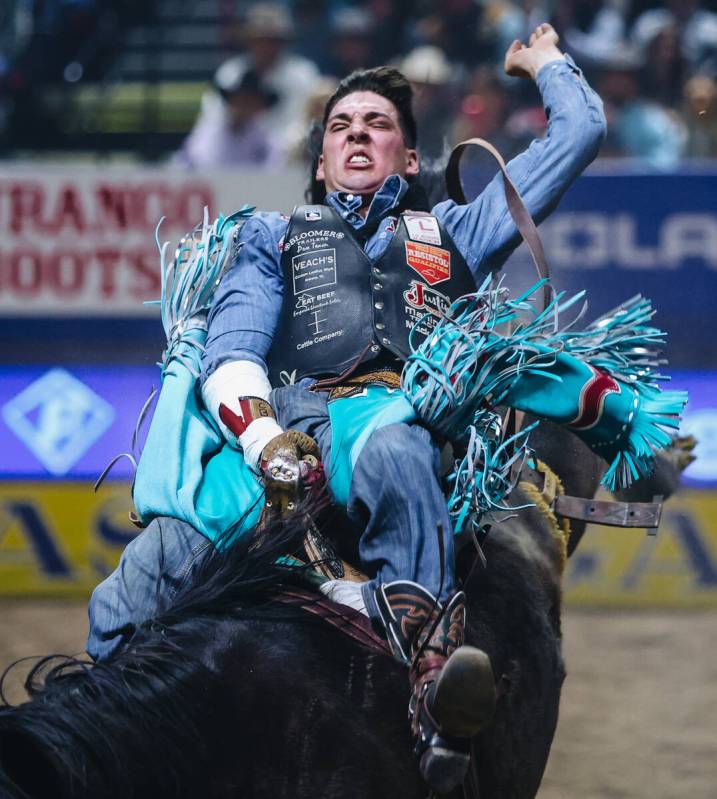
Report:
238,416,283,470
202,360,282,467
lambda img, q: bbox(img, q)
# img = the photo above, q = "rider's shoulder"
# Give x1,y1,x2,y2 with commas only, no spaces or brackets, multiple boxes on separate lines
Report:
241,210,290,239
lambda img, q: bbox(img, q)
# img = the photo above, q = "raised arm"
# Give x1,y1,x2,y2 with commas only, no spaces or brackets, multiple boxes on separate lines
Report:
434,23,607,277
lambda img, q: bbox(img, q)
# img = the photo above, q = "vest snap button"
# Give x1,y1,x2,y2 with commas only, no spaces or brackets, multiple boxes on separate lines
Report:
373,267,381,275
373,283,383,291
376,322,386,330
374,301,384,310
382,337,391,346
370,344,380,353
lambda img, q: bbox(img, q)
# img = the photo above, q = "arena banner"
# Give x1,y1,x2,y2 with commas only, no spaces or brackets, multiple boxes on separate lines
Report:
564,490,717,608
1,163,715,329
0,164,305,316
463,166,717,366
1,365,157,479
2,365,715,488
0,481,137,597
0,480,715,605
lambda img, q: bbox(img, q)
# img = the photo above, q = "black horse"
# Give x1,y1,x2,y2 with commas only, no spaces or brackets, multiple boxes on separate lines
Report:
0,424,687,799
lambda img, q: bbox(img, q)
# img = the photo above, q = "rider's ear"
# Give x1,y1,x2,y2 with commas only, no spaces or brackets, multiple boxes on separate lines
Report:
405,149,419,178
316,154,325,181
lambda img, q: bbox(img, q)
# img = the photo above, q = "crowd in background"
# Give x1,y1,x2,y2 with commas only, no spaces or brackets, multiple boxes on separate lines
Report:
3,0,717,167
178,0,717,170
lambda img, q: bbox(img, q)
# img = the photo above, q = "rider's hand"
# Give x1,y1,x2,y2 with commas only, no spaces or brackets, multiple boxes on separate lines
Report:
504,23,563,81
260,430,320,518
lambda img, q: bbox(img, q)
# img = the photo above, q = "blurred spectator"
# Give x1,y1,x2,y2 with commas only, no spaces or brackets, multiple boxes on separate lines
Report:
292,0,334,74
632,0,717,74
212,2,321,153
597,52,687,168
285,76,339,164
683,74,717,157
174,65,283,169
409,0,482,67
639,22,687,107
451,67,522,157
555,0,629,67
400,45,458,160
324,7,378,78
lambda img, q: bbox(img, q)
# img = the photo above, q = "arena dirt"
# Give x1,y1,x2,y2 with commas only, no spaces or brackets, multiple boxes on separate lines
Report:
1,603,715,798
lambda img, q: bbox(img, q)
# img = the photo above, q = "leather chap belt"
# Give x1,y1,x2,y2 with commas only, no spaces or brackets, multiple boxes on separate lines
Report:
520,463,663,535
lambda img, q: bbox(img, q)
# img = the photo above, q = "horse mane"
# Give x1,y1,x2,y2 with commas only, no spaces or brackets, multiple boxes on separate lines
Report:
0,510,331,799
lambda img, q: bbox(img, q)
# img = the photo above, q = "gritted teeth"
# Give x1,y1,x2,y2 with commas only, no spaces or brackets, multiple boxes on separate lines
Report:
349,154,370,164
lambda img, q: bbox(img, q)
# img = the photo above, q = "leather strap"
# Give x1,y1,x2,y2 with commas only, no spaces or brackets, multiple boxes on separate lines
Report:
274,588,391,656
520,462,664,532
553,494,663,531
446,137,551,311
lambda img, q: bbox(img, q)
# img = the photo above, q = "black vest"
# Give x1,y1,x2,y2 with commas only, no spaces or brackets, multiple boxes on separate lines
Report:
267,204,476,385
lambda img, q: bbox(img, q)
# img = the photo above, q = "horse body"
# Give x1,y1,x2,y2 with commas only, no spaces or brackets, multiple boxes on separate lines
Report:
2,421,682,799
0,491,566,799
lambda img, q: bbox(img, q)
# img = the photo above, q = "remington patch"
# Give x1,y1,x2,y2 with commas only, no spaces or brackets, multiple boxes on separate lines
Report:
404,241,451,286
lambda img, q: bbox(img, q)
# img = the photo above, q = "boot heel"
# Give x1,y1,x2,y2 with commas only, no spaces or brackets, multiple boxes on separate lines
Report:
430,646,496,738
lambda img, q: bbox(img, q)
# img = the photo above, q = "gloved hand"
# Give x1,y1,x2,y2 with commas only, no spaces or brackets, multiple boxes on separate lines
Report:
260,430,321,518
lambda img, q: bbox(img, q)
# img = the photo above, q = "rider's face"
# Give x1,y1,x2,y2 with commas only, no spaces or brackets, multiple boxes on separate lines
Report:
316,91,419,198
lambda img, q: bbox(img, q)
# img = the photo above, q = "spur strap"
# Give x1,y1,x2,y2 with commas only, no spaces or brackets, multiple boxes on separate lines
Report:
553,494,662,533
521,462,663,533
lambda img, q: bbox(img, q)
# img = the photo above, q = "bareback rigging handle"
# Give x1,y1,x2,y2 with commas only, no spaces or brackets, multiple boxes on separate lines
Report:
446,137,552,312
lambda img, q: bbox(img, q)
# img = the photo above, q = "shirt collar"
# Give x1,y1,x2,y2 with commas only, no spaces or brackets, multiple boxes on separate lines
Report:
326,175,409,229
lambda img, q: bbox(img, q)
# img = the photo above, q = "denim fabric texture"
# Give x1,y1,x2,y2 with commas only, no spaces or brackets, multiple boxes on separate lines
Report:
87,517,212,661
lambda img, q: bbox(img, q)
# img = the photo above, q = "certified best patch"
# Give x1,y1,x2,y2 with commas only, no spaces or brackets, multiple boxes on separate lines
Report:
404,241,451,286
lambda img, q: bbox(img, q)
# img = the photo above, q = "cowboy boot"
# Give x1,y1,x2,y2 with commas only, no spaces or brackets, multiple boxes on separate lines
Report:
376,581,496,794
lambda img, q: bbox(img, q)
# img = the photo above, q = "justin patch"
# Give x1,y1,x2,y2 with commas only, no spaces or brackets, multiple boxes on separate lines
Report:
404,241,451,286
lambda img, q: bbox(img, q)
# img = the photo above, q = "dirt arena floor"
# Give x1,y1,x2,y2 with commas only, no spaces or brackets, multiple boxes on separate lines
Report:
0,602,715,798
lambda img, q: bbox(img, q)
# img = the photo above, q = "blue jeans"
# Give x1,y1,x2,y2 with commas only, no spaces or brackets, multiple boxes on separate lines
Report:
87,516,212,661
88,385,455,659
272,385,455,620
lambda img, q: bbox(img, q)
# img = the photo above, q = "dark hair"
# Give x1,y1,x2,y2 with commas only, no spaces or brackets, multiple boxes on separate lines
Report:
322,66,417,148
308,66,418,204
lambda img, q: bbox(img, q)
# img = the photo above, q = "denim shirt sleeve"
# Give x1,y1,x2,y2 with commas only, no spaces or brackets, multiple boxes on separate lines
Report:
433,55,607,277
200,212,286,382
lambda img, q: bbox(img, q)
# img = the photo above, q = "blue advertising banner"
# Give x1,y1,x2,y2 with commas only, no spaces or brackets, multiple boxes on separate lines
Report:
463,168,717,368
1,364,714,487
0,366,157,479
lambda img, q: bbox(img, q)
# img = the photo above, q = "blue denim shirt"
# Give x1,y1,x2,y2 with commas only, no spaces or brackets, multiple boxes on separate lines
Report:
202,56,606,381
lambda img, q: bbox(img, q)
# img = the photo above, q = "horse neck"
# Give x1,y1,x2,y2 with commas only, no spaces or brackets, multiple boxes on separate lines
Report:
528,419,604,502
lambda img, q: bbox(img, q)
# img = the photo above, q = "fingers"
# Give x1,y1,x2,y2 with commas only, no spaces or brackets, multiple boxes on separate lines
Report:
529,22,558,47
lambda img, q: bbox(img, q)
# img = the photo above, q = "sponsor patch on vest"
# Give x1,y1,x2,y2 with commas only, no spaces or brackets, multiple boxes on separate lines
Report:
405,241,451,286
305,208,322,222
405,214,442,245
292,248,337,295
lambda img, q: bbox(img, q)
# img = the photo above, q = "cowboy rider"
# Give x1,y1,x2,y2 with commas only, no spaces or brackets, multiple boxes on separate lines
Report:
200,22,605,790
88,22,606,793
